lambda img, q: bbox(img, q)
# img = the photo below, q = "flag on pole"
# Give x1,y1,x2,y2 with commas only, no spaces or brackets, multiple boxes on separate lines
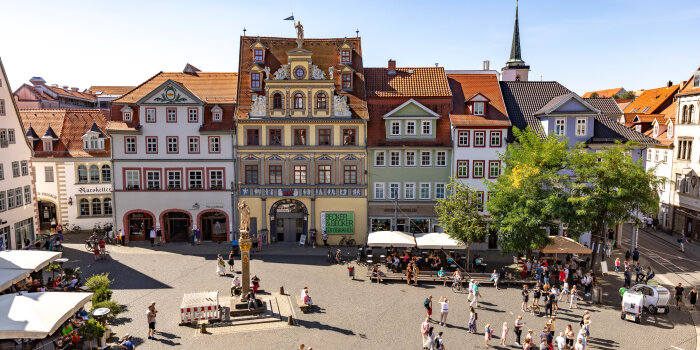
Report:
284,15,294,21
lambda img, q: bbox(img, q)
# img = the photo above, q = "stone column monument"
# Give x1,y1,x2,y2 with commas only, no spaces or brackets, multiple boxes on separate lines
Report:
238,200,252,300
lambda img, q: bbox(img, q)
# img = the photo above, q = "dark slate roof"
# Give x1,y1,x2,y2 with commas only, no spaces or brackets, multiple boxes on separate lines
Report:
500,81,658,145
42,126,58,139
584,98,623,118
88,122,105,137
25,125,39,139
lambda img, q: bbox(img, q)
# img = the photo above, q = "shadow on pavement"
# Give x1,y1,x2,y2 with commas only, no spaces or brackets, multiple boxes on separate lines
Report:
296,319,356,336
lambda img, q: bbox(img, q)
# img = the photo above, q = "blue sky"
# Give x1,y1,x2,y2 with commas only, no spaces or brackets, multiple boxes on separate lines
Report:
1,0,699,94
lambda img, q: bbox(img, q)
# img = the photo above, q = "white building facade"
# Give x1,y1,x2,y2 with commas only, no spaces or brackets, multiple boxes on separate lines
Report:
108,72,237,243
0,58,38,250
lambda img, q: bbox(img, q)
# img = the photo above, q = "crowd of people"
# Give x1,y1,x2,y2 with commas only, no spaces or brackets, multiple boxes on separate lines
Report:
53,307,91,349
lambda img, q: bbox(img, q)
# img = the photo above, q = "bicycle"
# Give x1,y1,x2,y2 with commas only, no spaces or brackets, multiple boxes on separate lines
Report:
338,236,356,246
85,239,95,252
451,279,465,293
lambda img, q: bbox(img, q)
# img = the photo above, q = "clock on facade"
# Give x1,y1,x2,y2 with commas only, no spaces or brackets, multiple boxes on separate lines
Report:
295,67,305,78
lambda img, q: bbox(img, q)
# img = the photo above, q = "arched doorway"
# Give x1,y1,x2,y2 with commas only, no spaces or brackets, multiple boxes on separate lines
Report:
124,210,155,241
199,210,228,241
162,210,191,242
38,200,57,231
269,199,308,243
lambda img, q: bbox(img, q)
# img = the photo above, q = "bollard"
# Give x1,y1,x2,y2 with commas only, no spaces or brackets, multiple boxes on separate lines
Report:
280,286,285,295
287,315,294,325
199,322,207,334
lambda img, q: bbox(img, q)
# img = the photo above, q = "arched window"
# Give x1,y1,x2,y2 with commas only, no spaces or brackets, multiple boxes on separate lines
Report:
293,93,304,109
101,165,111,183
103,198,112,216
690,105,695,124
89,165,100,183
272,93,283,110
79,199,90,216
91,198,102,216
316,92,327,110
77,165,88,183
682,105,688,124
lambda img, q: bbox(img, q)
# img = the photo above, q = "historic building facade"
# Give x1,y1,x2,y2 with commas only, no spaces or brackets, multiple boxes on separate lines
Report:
448,70,510,249
19,109,112,232
670,68,700,239
14,77,98,109
365,62,452,234
109,69,237,242
0,58,38,249
234,31,368,245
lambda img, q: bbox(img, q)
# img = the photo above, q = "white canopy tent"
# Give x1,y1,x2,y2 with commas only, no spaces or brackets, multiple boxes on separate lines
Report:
0,269,31,292
0,292,93,339
367,231,416,247
415,232,466,250
0,251,62,271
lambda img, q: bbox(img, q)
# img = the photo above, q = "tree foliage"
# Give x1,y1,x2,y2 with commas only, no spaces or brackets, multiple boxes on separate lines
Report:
85,273,111,292
487,127,571,255
618,91,636,100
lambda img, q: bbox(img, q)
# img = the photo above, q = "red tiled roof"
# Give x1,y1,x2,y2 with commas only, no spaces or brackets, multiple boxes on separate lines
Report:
114,72,237,104
18,109,110,157
45,86,97,102
366,97,453,147
623,85,678,114
235,36,367,119
86,86,136,96
447,73,509,127
677,68,700,96
364,67,451,98
582,88,624,98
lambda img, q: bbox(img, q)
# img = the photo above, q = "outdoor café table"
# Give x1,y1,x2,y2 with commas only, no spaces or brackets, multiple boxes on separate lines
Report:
92,307,110,326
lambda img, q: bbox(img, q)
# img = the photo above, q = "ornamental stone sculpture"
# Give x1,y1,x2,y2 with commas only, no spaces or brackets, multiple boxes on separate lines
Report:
238,200,250,233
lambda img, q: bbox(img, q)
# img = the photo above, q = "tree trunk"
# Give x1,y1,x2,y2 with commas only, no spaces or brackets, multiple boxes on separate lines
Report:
589,225,603,273
466,243,471,273
526,247,532,260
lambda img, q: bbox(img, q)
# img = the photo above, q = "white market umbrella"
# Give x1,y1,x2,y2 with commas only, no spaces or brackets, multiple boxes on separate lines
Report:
0,269,31,291
367,231,416,247
0,251,62,271
0,292,93,339
415,232,466,250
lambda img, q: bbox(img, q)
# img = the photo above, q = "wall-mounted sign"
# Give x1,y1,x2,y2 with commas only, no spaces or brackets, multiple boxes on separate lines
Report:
38,192,58,200
321,212,354,235
77,186,111,194
205,203,224,209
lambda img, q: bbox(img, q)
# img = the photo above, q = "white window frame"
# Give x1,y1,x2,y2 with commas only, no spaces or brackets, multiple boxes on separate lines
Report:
419,183,431,200
125,137,136,153
188,108,199,122
654,149,659,162
390,121,401,136
374,182,385,199
404,182,416,200
44,166,54,182
146,137,157,154
436,151,446,167
146,170,161,190
167,108,177,122
663,150,668,163
555,119,565,136
457,161,469,177
474,131,485,146
490,131,501,147
458,131,470,146
489,161,501,178
405,120,416,135
123,111,132,122
575,118,587,136
647,149,652,162
145,108,156,122
405,151,416,167
167,171,181,189
188,137,199,153
209,170,224,189
188,170,203,189
209,137,220,153
167,137,178,153
421,151,431,166
213,111,222,121
421,121,432,135
473,102,485,116
389,182,400,199
389,151,401,167
374,151,385,167
125,170,140,189
435,183,446,199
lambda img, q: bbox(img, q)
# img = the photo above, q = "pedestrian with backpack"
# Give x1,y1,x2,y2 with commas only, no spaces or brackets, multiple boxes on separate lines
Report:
424,295,433,323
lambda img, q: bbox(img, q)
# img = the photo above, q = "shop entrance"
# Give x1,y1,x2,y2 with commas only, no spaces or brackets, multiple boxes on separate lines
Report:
38,201,57,231
201,211,227,241
270,199,307,243
163,211,191,242
127,212,154,241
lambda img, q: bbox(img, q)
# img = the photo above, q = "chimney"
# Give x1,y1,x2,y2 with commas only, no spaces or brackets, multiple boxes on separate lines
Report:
388,59,396,75
483,60,490,71
62,85,69,90
667,80,673,88
29,77,46,86
71,87,79,92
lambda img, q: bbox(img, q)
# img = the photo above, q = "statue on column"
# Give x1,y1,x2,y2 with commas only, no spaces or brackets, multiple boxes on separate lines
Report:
238,200,250,233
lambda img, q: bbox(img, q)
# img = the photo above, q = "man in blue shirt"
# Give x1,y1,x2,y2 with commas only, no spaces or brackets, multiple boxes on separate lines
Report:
120,335,135,350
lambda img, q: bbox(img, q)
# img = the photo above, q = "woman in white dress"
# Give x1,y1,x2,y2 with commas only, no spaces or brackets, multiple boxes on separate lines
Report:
216,254,226,276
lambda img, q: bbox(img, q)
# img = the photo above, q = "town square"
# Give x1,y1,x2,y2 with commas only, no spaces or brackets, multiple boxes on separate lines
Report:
0,0,699,349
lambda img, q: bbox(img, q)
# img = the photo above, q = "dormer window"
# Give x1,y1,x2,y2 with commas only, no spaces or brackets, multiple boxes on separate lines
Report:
653,123,659,138
251,73,261,89
43,140,53,152
668,122,674,138
694,70,700,88
211,105,223,122
342,73,352,90
123,111,132,122
473,102,485,116
341,50,351,64
121,105,134,122
254,49,264,63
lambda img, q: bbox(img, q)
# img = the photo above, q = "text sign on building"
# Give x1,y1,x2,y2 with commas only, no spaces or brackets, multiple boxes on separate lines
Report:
321,212,354,235
77,186,112,194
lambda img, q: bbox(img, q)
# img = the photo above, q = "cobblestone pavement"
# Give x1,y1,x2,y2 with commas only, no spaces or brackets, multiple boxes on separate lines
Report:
58,236,697,349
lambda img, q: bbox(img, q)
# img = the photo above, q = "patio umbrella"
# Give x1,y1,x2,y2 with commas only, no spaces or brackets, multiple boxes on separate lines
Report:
0,292,93,339
540,236,592,255
415,232,466,250
0,269,31,291
367,231,416,247
0,251,62,271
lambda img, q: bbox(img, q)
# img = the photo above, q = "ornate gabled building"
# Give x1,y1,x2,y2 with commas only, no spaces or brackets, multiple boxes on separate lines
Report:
19,109,112,231
365,61,453,234
235,28,368,245
108,68,237,243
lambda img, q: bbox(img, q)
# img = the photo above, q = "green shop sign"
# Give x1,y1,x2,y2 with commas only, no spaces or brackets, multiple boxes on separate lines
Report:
321,212,354,234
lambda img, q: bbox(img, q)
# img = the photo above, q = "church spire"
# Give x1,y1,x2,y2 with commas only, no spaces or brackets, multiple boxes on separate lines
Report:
508,0,524,65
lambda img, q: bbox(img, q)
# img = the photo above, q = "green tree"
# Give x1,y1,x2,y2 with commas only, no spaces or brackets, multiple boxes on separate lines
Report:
567,142,663,271
619,91,636,100
77,319,106,348
487,127,572,256
85,273,111,291
589,92,600,98
435,178,487,271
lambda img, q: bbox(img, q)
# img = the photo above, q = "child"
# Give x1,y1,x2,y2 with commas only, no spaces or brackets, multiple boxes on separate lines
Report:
500,322,509,346
98,239,106,260
484,324,493,348
615,258,621,272
93,241,100,261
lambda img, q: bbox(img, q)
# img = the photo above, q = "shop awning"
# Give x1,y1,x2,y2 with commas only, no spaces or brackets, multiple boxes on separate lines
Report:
0,292,93,339
0,251,62,271
415,232,466,250
0,269,31,292
540,236,592,255
367,231,416,247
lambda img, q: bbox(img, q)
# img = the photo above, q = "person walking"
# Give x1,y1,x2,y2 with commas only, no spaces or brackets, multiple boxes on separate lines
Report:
420,316,430,346
322,231,329,246
467,279,475,302
679,234,687,253
623,268,631,289
688,286,697,311
439,297,449,326
555,331,566,350
514,315,524,346
522,285,530,312
424,295,433,323
675,283,685,310
155,228,162,246
146,302,157,340
545,289,554,317
632,248,640,263
484,324,494,348
470,281,480,307
468,306,477,333
614,258,620,272
569,285,579,309
228,250,235,272
500,322,510,346
522,337,533,350
149,228,156,247
434,331,445,350
565,324,575,350
216,254,226,276
423,327,435,350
